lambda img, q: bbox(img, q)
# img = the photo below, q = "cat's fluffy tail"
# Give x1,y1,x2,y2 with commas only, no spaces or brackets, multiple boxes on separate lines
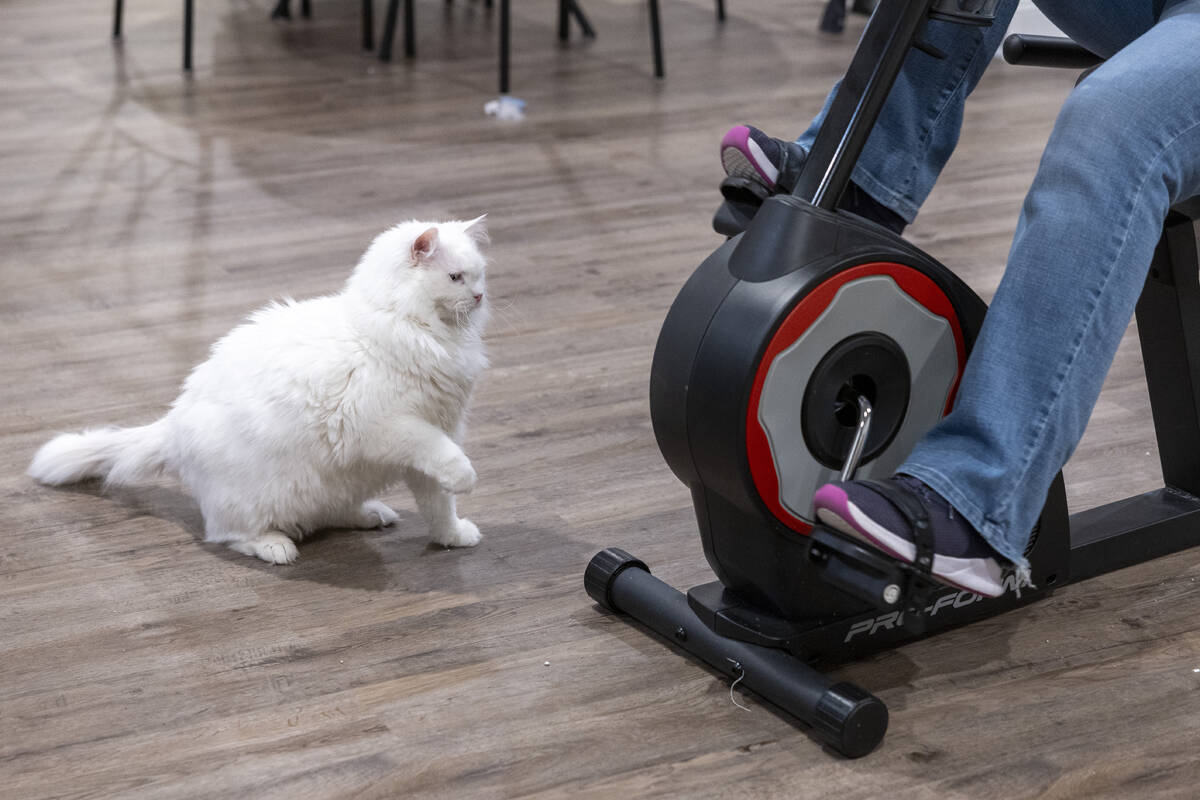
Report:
28,420,169,487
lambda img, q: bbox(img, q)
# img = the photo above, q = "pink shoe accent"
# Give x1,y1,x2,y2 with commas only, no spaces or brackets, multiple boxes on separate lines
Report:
720,125,779,186
720,124,752,152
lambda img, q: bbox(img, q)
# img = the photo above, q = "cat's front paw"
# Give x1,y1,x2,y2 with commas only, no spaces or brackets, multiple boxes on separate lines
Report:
229,533,300,565
433,518,481,548
435,453,477,495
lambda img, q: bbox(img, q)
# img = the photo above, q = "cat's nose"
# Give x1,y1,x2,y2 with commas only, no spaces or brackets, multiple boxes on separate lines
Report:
473,293,483,304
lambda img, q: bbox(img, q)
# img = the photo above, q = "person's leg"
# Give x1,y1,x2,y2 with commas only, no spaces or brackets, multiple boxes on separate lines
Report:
792,1,1019,222
1031,0,1165,59
899,0,1200,569
739,0,1180,224
799,0,1188,221
721,3,1022,231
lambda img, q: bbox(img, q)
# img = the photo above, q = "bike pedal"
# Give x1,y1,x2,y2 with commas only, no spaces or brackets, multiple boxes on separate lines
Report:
808,526,938,634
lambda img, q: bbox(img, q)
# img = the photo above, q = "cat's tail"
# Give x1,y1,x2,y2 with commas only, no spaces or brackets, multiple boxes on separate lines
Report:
28,419,170,487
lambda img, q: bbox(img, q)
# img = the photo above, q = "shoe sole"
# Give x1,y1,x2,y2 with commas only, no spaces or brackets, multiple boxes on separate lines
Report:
720,125,779,188
813,484,1005,598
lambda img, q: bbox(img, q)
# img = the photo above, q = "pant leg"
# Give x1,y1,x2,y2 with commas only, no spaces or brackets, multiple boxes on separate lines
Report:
901,0,1200,567
1032,0,1168,57
794,0,1020,222
793,0,1178,222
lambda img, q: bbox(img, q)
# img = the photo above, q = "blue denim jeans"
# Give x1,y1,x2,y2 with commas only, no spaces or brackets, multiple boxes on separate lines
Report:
797,0,1200,566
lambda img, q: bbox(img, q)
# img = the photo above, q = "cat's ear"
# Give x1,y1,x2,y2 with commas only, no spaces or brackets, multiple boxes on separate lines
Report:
464,214,489,245
411,226,439,264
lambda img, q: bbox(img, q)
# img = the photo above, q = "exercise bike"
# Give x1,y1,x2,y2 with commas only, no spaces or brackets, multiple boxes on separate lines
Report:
584,0,1200,758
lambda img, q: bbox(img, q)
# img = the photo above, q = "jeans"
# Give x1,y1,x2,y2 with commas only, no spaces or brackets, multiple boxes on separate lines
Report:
797,0,1200,566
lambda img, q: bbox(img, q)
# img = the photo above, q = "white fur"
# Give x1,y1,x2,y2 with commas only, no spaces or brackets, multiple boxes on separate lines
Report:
28,218,491,564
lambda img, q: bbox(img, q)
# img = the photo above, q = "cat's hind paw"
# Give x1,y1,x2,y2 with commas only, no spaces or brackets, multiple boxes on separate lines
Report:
433,518,481,548
356,499,400,529
229,533,300,565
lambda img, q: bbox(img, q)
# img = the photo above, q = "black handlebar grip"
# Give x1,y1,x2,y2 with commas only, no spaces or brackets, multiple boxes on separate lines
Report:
1002,34,1103,69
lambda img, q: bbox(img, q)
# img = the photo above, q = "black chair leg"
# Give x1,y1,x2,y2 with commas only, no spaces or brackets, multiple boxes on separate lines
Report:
113,0,124,37
819,0,845,33
301,0,312,18
183,0,194,70
715,0,725,22
404,0,415,57
271,0,291,19
648,0,663,78
566,0,595,37
379,0,399,60
558,0,595,41
363,0,375,49
499,0,509,93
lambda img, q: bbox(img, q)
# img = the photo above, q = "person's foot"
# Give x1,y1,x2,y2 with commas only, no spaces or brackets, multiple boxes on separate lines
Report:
812,476,1006,597
720,125,788,193
717,124,907,234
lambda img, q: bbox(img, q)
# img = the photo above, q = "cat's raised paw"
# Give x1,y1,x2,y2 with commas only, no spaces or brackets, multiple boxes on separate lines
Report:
436,455,477,495
434,518,482,548
230,533,300,565
358,499,400,528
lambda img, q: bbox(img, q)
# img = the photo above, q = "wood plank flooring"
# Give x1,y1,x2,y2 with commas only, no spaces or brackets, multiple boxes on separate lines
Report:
3,1,1197,797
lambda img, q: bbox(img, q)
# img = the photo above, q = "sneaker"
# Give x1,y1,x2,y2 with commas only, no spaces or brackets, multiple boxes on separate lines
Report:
720,125,787,192
717,124,908,234
715,125,804,235
812,476,1006,597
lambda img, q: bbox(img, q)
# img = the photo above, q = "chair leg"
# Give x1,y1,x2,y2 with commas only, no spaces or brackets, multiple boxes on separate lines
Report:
301,0,312,18
566,0,595,38
363,0,375,49
648,0,663,78
271,0,291,19
715,0,725,22
499,0,509,93
183,0,194,70
113,0,124,37
379,0,400,60
404,0,415,57
819,0,845,33
558,0,568,41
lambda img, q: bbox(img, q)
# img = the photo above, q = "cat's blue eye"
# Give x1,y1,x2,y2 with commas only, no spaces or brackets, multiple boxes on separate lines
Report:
449,272,464,283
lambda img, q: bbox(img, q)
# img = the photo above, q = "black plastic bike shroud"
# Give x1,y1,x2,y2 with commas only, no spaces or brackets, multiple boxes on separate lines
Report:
675,205,991,619
607,558,888,758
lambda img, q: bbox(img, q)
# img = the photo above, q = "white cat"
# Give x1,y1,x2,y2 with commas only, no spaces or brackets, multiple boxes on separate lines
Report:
28,218,491,564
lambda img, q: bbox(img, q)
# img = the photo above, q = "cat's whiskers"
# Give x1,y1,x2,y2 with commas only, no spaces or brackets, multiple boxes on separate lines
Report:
483,298,522,334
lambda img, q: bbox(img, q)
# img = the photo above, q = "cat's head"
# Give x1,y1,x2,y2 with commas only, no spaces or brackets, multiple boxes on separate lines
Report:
350,217,489,328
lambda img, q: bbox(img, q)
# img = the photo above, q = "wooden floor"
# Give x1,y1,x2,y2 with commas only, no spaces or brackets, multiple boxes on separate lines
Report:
4,1,1199,797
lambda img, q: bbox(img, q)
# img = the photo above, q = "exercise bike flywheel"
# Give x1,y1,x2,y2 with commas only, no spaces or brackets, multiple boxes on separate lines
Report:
746,262,967,532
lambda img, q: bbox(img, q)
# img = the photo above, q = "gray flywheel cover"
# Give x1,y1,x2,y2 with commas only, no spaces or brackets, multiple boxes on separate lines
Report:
757,275,958,524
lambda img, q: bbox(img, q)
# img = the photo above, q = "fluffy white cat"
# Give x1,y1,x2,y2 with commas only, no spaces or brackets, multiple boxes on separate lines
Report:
28,218,491,564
